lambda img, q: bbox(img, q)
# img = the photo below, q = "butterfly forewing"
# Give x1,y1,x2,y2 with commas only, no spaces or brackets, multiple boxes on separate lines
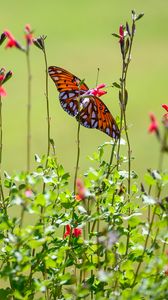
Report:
48,66,89,116
48,66,89,92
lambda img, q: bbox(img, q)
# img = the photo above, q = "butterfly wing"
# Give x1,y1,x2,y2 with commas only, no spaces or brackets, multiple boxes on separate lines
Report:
48,66,89,117
77,96,120,139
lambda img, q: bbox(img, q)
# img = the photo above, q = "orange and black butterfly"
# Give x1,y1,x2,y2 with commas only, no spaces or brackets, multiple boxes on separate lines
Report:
48,66,120,139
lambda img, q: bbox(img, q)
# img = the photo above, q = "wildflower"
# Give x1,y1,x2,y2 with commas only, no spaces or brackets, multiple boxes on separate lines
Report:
0,86,6,97
25,189,33,197
73,228,82,237
148,113,159,134
25,24,33,46
75,178,86,201
85,83,107,98
63,225,82,238
4,30,23,50
162,104,168,127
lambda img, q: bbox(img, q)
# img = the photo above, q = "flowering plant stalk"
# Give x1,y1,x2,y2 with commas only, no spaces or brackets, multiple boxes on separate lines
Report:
25,25,33,172
112,10,144,255
0,68,12,210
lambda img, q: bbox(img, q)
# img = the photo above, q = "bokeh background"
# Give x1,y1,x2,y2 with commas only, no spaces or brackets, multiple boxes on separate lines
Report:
1,0,168,181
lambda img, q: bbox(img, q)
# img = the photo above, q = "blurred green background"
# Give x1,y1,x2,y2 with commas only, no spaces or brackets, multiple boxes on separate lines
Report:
1,0,168,180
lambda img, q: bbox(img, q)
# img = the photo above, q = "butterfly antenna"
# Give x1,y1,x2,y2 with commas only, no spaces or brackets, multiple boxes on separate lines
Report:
96,67,100,86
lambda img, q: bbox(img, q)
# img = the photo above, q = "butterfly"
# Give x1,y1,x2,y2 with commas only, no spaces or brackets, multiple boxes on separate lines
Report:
48,66,120,139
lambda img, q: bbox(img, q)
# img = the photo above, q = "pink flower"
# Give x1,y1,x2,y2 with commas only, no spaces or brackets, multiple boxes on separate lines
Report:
119,25,124,43
86,83,107,98
4,30,22,49
25,24,33,45
148,113,159,133
0,86,7,97
75,178,86,201
25,189,33,197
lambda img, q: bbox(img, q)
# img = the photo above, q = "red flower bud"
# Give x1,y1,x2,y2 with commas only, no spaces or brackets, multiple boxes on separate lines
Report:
148,113,159,134
119,25,124,43
25,24,33,46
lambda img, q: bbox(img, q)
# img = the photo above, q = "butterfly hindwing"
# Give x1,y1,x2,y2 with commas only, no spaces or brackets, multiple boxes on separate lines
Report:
77,96,120,139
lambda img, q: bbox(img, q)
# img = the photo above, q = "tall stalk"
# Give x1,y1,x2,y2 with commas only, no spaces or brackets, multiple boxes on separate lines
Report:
42,39,51,159
74,121,81,194
0,96,3,202
26,48,32,172
115,18,136,255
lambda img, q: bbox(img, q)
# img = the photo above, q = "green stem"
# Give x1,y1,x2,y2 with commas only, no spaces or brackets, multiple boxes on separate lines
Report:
0,96,2,202
117,22,135,256
42,45,51,158
132,186,161,286
0,96,6,212
74,122,81,194
106,141,117,178
132,205,157,287
26,49,32,172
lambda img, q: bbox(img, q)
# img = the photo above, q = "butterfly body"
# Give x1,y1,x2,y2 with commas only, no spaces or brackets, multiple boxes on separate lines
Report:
48,66,120,139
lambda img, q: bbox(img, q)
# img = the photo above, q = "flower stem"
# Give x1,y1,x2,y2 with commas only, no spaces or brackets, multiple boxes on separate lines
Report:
42,42,51,159
132,187,161,286
0,96,3,203
117,20,135,255
74,122,81,194
26,49,32,172
132,205,157,287
106,141,117,178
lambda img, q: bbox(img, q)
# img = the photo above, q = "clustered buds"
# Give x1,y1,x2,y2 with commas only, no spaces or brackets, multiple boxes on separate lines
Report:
0,68,13,97
33,35,46,52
